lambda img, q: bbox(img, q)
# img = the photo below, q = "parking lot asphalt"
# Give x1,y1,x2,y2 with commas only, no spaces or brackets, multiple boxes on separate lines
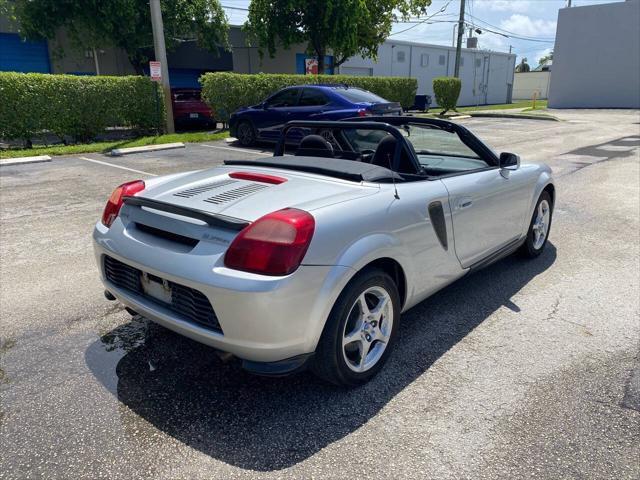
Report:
1,110,639,479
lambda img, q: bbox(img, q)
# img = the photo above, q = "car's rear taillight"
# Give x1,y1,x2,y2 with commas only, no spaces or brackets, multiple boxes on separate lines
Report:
101,180,145,228
224,208,315,276
357,109,371,117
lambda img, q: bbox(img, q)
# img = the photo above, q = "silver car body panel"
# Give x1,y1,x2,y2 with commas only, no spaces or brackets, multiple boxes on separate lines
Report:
94,157,553,364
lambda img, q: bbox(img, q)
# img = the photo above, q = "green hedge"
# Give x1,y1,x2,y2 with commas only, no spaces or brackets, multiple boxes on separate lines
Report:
0,73,164,143
432,77,462,114
200,72,417,122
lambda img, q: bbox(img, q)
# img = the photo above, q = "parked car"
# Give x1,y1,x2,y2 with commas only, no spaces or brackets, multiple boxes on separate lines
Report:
94,117,554,386
229,85,402,146
171,88,215,129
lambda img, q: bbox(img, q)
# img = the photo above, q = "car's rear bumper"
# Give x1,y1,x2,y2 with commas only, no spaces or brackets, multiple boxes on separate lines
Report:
93,222,352,363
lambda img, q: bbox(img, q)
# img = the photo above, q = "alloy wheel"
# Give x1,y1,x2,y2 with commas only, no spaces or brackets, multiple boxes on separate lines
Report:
532,199,550,249
342,286,394,373
237,122,254,145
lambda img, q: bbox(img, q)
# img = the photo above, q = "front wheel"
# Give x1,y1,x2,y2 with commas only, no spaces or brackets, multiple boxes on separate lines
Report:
312,268,400,386
520,191,553,258
236,120,256,147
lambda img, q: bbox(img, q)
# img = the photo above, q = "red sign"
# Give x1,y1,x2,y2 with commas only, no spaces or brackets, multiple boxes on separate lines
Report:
149,61,162,81
305,58,318,75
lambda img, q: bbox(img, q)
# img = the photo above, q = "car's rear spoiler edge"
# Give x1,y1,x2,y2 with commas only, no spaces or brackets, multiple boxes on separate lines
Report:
123,196,250,231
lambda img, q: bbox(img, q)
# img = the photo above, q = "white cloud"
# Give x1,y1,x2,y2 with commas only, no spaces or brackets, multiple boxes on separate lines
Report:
500,14,557,37
477,33,508,52
475,0,531,13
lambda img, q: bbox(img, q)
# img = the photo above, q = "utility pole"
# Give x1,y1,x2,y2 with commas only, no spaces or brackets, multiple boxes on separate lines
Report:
454,0,466,78
149,0,175,134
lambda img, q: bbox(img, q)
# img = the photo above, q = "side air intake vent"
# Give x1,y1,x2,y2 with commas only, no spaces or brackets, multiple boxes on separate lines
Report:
204,183,269,205
173,179,239,198
428,201,448,250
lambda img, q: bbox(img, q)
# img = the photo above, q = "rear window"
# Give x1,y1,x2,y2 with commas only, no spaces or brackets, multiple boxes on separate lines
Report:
173,91,201,101
335,88,387,104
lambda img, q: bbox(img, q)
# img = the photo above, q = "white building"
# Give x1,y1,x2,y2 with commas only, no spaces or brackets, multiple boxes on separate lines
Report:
338,39,516,106
513,71,551,100
548,0,640,108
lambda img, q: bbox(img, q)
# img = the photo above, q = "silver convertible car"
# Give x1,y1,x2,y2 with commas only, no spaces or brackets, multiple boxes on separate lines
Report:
94,117,554,386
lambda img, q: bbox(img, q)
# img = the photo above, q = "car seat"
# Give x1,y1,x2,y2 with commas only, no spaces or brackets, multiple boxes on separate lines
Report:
370,136,416,173
296,135,335,158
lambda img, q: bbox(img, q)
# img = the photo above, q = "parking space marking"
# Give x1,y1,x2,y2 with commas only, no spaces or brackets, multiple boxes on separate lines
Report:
79,156,158,177
200,144,270,156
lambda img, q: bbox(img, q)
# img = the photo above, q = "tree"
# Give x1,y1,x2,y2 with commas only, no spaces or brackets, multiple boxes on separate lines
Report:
13,0,229,73
245,0,432,74
538,50,553,67
515,57,530,73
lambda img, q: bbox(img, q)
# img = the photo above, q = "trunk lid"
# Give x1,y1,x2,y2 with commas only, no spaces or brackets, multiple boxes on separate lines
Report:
366,102,402,116
120,165,378,254
136,165,378,223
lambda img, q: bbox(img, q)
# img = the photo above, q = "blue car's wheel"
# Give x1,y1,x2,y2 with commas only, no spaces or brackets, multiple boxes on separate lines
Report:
236,120,256,147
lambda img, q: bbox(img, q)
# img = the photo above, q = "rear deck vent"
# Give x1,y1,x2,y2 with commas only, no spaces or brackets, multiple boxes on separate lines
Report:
173,179,238,198
204,183,268,205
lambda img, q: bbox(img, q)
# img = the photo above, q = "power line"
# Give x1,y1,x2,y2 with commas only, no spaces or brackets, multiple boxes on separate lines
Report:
466,13,555,41
221,2,555,44
389,0,454,36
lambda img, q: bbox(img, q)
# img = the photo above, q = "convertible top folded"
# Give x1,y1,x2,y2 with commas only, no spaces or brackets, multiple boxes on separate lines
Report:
224,156,403,183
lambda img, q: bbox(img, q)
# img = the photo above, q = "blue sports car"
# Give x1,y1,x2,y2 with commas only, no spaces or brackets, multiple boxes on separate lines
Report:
229,84,402,146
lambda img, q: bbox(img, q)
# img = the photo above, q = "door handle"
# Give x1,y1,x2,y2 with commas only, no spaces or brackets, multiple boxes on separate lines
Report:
457,197,473,209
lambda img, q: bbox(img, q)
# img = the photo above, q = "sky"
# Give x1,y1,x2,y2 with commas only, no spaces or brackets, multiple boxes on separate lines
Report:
220,0,625,67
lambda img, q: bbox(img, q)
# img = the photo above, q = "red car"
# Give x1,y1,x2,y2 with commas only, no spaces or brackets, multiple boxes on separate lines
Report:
171,89,215,128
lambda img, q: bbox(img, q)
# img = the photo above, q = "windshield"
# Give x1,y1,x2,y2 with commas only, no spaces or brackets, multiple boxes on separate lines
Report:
401,124,480,159
173,90,201,102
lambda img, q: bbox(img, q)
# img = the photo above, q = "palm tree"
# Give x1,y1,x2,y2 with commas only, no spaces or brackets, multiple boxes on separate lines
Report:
538,51,554,67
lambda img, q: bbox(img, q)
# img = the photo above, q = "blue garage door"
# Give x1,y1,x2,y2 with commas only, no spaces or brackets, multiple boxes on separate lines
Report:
0,33,51,73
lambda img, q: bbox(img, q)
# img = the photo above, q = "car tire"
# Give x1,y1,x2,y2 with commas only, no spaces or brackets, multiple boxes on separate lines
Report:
519,191,553,258
312,268,400,387
236,120,256,147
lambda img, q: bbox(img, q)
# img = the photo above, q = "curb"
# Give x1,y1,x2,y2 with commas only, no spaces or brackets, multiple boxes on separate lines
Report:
110,142,185,156
467,112,559,121
0,155,52,167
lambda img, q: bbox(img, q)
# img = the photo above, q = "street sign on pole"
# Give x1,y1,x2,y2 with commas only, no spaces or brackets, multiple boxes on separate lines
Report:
149,61,162,82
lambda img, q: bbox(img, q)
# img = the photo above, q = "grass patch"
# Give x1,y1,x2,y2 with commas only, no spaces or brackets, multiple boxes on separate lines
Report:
423,100,548,115
0,130,230,159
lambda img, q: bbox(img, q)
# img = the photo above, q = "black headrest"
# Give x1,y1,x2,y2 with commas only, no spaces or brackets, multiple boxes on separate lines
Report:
296,134,334,158
371,136,397,168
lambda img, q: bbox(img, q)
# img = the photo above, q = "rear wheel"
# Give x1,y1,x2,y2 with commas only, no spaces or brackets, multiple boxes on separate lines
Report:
519,191,553,258
312,268,400,386
236,120,256,147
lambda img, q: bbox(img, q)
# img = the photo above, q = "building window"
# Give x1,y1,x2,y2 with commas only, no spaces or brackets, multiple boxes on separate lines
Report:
438,55,446,66
396,50,406,63
421,54,429,67
475,58,482,68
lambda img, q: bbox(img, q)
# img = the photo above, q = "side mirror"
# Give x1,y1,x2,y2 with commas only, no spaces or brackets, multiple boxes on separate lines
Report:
499,152,520,170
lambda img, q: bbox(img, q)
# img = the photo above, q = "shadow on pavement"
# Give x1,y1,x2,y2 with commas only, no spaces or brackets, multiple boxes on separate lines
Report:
86,244,556,471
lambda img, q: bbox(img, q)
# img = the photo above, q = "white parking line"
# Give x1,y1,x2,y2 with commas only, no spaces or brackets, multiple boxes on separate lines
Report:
200,144,270,156
79,156,158,177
